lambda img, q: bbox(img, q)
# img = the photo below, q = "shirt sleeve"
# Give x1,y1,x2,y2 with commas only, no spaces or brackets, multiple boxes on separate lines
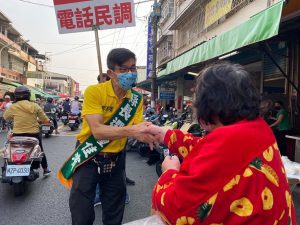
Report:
163,129,203,159
36,104,49,123
82,85,103,116
3,107,13,120
132,97,144,125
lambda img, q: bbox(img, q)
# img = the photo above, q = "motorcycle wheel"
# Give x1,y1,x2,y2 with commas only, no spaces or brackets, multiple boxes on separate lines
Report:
13,182,25,196
70,126,75,131
155,159,163,177
45,133,50,138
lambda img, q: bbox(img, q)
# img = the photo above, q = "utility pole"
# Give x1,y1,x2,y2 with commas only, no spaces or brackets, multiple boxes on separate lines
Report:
93,25,103,83
151,0,160,108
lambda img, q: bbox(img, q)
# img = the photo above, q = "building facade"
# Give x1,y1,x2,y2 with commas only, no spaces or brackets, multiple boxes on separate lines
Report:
0,11,39,85
139,0,300,130
0,10,44,98
26,70,78,97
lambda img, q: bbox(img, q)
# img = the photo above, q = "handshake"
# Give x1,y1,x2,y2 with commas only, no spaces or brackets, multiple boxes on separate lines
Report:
128,122,181,173
128,122,168,150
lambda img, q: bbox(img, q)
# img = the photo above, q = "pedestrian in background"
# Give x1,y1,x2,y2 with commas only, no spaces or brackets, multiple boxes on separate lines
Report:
270,100,291,156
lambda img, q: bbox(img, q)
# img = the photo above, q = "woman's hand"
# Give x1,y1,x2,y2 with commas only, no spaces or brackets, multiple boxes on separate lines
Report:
144,125,169,144
162,155,180,173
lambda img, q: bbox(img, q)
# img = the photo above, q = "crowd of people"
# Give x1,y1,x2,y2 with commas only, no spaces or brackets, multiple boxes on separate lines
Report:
0,47,296,225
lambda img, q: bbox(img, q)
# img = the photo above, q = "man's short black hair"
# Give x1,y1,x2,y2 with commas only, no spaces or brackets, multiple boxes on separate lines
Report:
107,48,136,70
194,62,260,125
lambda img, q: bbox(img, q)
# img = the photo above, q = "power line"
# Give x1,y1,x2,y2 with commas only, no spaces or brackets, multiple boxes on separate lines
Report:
46,65,98,71
17,0,53,7
49,42,147,57
32,41,147,46
49,40,95,56
47,31,121,56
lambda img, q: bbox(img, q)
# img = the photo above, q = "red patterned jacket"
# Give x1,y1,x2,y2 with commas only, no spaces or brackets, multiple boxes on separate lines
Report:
152,118,296,225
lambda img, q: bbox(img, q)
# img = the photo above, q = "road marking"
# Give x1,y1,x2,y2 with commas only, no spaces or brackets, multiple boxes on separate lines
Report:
58,124,65,130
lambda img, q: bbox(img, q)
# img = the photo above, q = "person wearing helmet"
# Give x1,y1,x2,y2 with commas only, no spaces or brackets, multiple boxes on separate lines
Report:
44,97,60,134
70,96,82,117
62,98,71,113
3,86,52,176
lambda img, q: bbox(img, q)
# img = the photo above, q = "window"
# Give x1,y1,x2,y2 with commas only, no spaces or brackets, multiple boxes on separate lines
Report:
158,37,173,64
160,0,174,24
177,7,205,49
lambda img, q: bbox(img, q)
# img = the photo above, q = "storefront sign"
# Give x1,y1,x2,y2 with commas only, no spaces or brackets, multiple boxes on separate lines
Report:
53,0,135,34
160,87,175,100
75,82,80,96
146,16,153,80
160,92,175,100
204,0,233,29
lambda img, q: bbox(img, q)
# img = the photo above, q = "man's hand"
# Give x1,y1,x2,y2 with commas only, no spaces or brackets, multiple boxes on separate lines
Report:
144,125,169,144
162,155,180,173
130,122,157,149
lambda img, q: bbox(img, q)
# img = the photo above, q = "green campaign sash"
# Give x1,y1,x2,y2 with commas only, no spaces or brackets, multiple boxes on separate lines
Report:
58,90,142,188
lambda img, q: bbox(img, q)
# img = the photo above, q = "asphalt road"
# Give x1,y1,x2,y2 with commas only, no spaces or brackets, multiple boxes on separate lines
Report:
0,126,158,225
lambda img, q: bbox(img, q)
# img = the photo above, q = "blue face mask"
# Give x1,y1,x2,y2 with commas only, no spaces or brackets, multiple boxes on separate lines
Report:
117,72,137,90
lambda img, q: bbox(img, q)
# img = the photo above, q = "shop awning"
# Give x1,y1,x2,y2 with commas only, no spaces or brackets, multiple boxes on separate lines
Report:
11,82,60,100
158,1,284,77
0,82,16,93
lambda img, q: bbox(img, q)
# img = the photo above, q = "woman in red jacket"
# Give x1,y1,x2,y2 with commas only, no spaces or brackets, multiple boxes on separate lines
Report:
147,62,296,225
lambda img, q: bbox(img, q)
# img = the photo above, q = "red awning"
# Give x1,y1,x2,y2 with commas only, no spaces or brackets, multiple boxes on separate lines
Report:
58,93,70,98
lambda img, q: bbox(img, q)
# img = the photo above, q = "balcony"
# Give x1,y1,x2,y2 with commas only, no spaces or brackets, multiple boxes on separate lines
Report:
0,66,22,81
0,33,21,51
0,34,36,65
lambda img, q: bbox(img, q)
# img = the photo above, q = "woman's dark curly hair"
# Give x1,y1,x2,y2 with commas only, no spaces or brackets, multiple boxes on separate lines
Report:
194,62,260,125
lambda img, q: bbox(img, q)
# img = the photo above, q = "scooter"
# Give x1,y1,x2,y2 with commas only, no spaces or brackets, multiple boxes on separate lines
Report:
61,111,69,125
68,114,80,131
1,136,44,196
41,112,55,138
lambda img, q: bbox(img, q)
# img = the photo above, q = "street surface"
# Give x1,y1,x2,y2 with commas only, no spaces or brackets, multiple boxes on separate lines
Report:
0,125,158,225
0,125,299,224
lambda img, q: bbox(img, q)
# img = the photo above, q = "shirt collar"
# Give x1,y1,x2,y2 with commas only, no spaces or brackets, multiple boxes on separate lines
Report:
106,80,132,99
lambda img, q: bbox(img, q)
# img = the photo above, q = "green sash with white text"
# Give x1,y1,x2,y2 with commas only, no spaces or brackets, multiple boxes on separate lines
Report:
57,90,142,188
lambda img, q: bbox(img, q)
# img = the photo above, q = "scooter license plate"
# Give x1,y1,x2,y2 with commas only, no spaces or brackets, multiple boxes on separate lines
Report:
42,126,51,131
62,116,68,119
69,120,75,124
6,164,31,177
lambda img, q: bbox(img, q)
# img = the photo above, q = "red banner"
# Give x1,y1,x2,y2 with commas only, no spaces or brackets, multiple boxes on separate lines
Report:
75,82,80,96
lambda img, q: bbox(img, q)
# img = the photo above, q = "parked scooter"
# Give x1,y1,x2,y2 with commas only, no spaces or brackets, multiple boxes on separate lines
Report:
68,114,80,131
1,136,44,196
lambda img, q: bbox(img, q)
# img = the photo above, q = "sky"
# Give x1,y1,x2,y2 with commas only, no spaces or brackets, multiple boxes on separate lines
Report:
0,0,153,91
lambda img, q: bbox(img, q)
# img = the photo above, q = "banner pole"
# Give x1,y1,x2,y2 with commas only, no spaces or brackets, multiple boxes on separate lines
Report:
93,24,103,83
